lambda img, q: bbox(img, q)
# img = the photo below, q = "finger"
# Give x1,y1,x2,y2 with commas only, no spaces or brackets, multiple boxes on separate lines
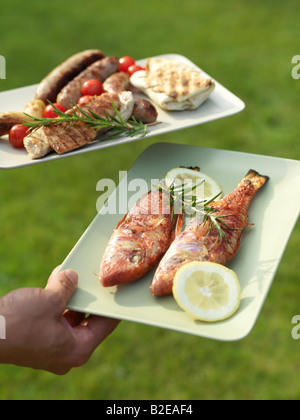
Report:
72,316,120,365
63,309,86,327
83,315,120,346
47,265,62,283
45,269,78,310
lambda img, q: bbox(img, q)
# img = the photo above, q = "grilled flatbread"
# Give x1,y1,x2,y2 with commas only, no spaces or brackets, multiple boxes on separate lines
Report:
130,58,215,111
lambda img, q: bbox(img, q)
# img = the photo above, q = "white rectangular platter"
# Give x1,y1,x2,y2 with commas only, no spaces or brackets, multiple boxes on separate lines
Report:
0,54,245,169
61,142,300,341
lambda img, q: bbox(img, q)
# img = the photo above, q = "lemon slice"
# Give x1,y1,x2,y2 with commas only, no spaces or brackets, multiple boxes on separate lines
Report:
172,262,241,322
165,167,222,202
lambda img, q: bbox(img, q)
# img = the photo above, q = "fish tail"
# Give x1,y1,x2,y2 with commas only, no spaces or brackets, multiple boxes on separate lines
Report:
242,169,269,191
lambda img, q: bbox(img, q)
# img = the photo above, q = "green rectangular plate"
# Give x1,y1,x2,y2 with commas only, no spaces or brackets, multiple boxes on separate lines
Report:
63,142,300,341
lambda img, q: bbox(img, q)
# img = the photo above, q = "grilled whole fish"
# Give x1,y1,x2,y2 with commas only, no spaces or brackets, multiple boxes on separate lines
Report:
150,170,269,296
99,188,183,287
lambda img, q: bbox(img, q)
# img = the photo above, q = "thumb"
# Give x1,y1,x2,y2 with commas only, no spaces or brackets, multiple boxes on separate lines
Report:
45,269,78,311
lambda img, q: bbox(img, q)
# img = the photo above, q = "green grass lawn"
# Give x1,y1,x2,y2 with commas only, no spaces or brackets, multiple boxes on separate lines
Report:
0,0,299,400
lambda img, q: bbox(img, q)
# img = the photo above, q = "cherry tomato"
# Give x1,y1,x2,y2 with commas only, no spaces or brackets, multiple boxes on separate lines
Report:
77,95,95,106
119,56,136,73
127,64,145,77
43,103,66,118
9,124,28,149
81,79,104,96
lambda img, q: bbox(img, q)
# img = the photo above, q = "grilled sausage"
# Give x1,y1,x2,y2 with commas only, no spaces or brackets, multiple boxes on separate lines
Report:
103,72,158,123
103,72,130,93
132,97,158,123
0,112,33,137
56,56,120,110
35,49,105,103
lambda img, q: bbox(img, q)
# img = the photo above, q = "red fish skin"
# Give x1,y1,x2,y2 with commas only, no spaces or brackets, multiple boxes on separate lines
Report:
99,188,182,287
150,170,269,296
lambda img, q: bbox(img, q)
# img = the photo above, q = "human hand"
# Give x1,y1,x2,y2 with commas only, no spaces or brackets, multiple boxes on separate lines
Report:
0,267,120,375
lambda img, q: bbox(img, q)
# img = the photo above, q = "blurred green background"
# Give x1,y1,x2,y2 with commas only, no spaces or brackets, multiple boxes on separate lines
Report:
0,0,299,400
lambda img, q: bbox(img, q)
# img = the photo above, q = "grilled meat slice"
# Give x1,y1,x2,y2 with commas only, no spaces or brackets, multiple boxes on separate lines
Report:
24,128,52,159
42,92,134,154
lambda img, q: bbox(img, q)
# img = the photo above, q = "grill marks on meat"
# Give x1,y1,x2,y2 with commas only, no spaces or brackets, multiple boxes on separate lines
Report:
27,52,159,159
43,93,121,154
57,56,120,110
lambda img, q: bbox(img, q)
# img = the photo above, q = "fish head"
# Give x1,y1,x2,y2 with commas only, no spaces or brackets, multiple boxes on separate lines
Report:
99,234,147,287
150,231,208,296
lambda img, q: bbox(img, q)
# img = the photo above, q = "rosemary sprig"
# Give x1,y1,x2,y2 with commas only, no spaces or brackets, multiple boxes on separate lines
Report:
23,101,147,141
157,181,237,249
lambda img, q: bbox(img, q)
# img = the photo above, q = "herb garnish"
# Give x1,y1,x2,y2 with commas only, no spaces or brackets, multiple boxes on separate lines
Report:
23,101,149,141
158,181,238,249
